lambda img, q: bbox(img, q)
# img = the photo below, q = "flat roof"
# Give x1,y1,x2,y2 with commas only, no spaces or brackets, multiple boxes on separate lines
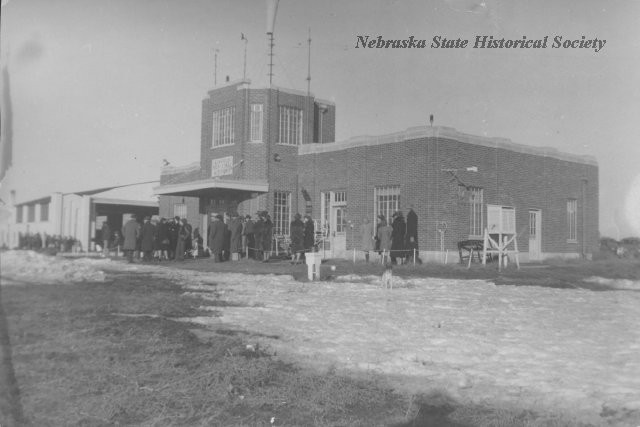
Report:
299,126,597,166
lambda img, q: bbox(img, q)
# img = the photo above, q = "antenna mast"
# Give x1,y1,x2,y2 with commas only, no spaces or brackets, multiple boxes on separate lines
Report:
266,0,279,87
306,27,311,95
241,33,248,80
214,48,219,86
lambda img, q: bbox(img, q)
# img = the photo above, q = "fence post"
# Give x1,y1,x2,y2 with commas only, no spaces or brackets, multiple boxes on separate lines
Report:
353,248,356,264
413,248,416,265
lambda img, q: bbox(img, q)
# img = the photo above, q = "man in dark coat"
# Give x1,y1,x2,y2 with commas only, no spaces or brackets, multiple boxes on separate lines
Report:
228,214,243,261
168,217,180,259
390,211,406,265
175,218,191,261
405,206,421,264
140,216,156,261
208,214,226,262
303,215,315,252
122,214,140,263
243,215,255,259
289,213,305,264
252,213,264,261
262,212,273,262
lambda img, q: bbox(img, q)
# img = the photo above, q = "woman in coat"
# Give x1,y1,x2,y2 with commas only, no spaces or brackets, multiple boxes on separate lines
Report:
262,212,273,262
175,218,191,261
303,215,315,252
228,214,243,260
140,216,156,261
360,217,374,263
121,214,140,263
208,214,226,262
289,213,305,264
390,211,407,265
376,219,393,264
252,213,264,261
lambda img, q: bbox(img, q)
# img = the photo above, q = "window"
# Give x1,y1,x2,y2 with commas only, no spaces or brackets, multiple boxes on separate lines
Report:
279,106,303,145
567,199,577,242
469,187,483,237
173,203,187,219
335,207,347,233
16,206,23,223
374,186,400,223
27,204,36,222
41,202,49,222
250,104,263,142
212,107,235,147
273,191,291,236
334,191,347,204
320,192,331,234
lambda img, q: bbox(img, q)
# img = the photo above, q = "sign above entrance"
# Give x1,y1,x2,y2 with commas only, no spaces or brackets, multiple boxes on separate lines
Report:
211,156,233,178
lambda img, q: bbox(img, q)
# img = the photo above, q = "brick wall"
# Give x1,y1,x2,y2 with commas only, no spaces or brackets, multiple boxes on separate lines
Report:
298,136,598,257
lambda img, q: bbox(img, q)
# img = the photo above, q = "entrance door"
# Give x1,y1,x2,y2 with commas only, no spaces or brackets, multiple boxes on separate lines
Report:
330,205,347,257
528,210,541,261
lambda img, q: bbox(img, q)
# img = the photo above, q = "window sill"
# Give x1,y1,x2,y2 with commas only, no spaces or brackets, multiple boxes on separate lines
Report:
276,143,300,147
248,140,263,144
210,144,235,149
567,239,578,244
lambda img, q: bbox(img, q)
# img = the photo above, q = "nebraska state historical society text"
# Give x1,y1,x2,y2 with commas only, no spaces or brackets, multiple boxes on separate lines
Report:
355,35,607,53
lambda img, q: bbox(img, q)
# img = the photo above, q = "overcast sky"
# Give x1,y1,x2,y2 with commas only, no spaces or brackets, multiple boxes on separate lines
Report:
1,0,639,238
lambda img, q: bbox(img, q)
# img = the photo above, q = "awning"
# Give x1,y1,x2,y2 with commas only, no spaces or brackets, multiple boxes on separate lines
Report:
153,178,269,198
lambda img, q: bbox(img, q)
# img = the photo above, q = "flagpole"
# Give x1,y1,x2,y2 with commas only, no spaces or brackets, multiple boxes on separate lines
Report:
241,34,248,80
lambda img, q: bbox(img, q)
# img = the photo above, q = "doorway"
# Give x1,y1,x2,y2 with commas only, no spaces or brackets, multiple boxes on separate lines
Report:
528,209,542,261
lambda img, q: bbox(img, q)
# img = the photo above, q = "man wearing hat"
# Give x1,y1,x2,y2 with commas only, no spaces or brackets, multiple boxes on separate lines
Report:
140,215,156,262
208,213,226,262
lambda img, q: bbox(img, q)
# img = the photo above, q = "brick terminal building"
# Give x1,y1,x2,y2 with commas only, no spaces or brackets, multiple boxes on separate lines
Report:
154,79,598,261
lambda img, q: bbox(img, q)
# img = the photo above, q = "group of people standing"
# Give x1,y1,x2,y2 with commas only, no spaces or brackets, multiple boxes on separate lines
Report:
109,215,196,263
288,213,316,264
361,207,421,265
208,211,274,263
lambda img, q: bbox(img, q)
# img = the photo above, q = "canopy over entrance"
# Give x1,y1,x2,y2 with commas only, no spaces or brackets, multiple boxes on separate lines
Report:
153,178,268,198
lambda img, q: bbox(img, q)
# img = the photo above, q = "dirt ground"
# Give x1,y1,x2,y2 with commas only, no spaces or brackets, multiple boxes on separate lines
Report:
2,251,640,426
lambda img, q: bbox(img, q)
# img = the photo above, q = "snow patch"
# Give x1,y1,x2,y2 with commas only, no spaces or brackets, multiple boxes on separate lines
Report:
1,250,108,284
584,276,640,290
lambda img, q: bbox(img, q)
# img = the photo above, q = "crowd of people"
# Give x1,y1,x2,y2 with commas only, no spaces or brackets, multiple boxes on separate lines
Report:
106,210,305,264
15,233,79,252
361,206,421,265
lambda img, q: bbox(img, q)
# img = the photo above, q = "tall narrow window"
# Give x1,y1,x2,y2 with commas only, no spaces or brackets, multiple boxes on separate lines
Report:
273,191,291,236
320,191,331,234
250,104,263,142
469,187,483,237
212,107,235,147
40,202,50,222
374,186,400,223
567,199,577,242
278,106,303,145
16,206,23,223
27,204,36,222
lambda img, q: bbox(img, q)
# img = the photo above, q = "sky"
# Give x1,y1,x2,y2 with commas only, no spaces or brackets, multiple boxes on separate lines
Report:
0,0,639,238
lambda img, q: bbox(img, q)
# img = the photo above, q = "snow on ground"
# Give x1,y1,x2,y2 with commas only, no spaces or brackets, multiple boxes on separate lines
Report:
2,251,640,425
0,250,107,284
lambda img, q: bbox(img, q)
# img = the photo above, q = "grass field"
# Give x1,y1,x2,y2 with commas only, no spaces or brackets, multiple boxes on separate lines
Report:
2,253,639,426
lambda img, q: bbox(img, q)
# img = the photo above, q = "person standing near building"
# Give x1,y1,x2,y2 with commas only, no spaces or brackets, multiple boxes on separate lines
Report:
208,214,226,262
228,213,243,261
253,213,264,261
175,218,191,261
360,217,374,263
157,217,170,260
289,213,304,264
303,215,315,254
262,212,273,262
390,211,406,265
376,218,392,264
406,205,421,264
168,217,180,260
122,214,140,263
101,221,111,256
243,214,255,259
140,216,156,262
